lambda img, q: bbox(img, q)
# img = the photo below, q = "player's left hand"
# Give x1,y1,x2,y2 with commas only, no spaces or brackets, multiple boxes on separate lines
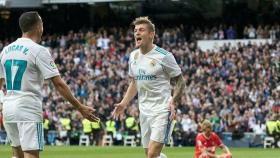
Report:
168,98,176,120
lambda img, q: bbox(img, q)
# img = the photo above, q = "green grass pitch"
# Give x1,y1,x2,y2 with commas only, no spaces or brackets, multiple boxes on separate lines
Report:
0,145,279,158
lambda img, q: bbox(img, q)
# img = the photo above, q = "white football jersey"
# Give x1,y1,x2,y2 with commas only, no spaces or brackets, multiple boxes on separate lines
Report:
0,38,59,122
129,45,181,116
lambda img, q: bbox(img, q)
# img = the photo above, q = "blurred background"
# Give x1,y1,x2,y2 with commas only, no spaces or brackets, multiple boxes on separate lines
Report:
0,0,280,149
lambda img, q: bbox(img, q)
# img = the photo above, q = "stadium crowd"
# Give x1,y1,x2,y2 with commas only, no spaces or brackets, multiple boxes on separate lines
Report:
0,24,279,146
189,24,280,40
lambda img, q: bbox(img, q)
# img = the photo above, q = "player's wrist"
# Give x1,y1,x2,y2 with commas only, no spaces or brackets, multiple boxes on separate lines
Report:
75,103,84,111
170,97,177,106
120,100,129,107
170,101,177,110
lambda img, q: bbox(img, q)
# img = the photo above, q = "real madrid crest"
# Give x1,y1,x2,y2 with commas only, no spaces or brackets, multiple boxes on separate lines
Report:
150,59,156,67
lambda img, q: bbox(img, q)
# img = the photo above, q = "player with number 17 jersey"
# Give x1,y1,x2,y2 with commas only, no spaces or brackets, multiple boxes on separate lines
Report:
0,37,60,122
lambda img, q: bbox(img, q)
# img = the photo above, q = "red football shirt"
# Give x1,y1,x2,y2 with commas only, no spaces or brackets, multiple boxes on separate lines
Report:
195,132,223,158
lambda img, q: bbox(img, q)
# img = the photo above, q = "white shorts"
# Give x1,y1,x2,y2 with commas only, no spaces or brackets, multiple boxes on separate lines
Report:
140,112,174,148
4,122,44,151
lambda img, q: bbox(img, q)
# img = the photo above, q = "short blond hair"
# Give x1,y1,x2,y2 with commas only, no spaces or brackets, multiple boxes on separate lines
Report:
201,120,212,132
132,16,155,32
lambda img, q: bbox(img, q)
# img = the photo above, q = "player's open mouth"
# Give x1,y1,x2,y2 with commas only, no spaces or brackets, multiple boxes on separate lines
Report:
136,37,142,43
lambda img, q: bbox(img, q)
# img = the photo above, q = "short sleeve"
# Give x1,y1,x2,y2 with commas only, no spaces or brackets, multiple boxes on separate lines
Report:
162,53,181,78
129,51,137,77
128,55,133,77
36,48,59,79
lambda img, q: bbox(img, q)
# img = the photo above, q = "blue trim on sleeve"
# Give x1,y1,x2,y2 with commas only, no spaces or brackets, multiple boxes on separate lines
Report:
155,47,168,55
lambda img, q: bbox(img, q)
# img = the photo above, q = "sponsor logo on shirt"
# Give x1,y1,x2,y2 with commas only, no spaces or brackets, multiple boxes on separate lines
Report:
135,68,156,80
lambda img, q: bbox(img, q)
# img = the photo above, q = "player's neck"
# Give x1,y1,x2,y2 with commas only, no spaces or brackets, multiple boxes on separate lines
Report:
203,132,211,139
22,33,39,43
140,43,155,55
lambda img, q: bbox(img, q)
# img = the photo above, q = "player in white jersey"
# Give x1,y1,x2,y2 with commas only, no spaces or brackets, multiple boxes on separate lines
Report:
112,17,185,158
0,11,99,158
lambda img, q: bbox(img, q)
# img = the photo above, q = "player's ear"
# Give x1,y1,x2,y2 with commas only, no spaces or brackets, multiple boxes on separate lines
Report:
34,23,40,33
149,31,155,39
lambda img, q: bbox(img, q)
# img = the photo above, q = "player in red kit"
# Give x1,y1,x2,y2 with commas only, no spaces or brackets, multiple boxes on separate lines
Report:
195,120,232,158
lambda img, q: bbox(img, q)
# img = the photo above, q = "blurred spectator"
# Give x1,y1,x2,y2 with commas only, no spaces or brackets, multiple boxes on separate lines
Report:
226,26,236,39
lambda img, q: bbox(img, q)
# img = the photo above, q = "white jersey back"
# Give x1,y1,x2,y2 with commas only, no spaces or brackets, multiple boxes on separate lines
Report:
0,38,59,122
129,45,181,116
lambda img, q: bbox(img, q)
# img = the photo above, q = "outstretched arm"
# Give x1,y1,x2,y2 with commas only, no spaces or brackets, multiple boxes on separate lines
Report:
119,78,137,106
112,78,137,120
51,75,99,122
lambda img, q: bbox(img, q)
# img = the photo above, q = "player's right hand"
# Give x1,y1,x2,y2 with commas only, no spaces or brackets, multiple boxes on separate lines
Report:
79,105,100,122
112,102,126,120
